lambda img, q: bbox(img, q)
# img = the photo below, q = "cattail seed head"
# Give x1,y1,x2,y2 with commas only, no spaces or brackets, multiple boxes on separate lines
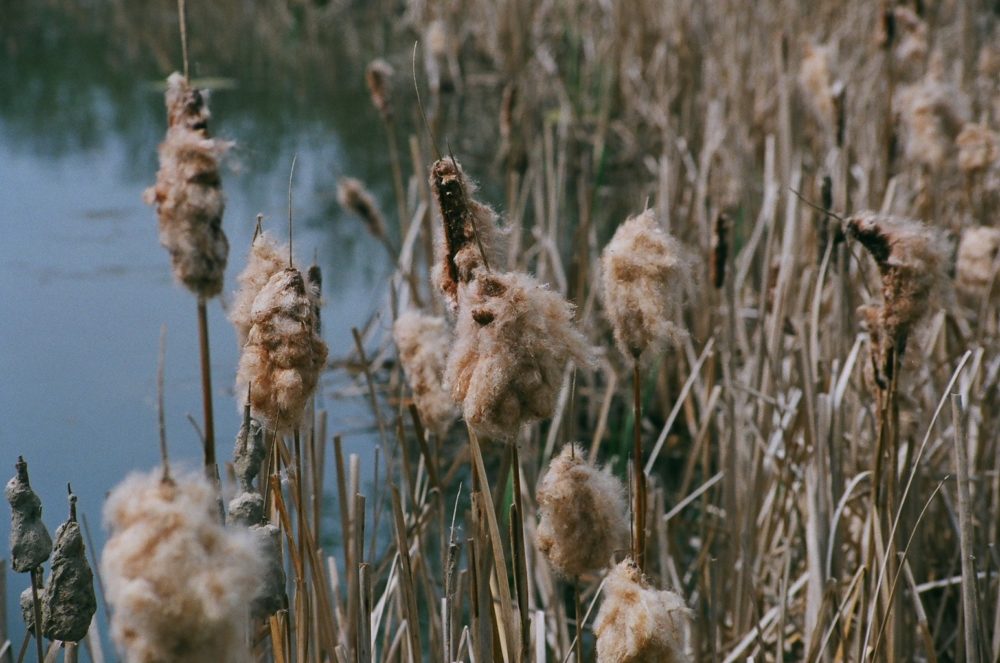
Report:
6,456,52,573
230,231,287,347
536,444,628,577
42,493,96,643
847,212,948,359
365,58,394,120
236,267,328,432
601,210,692,360
446,271,591,441
393,311,458,435
247,523,284,618
594,559,692,663
20,583,43,634
956,122,999,174
338,177,389,244
143,73,230,298
430,158,502,310
956,226,1000,299
895,56,970,170
101,468,265,663
799,42,837,133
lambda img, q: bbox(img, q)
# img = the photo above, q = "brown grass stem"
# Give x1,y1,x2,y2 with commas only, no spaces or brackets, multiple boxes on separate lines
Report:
632,362,646,571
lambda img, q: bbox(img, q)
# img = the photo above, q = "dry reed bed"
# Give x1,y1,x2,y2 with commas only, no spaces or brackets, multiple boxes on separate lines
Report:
5,1,1000,662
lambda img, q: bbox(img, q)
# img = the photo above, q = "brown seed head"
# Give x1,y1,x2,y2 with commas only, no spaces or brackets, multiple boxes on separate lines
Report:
446,271,591,440
230,231,286,347
394,311,458,436
536,444,628,577
594,559,692,663
337,177,388,242
365,58,394,120
601,210,693,360
956,226,1000,299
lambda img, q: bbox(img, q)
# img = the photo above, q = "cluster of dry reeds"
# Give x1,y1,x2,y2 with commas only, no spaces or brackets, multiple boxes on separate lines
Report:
7,1,1000,662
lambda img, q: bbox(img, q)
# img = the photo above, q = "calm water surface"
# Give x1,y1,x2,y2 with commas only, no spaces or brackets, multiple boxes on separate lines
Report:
0,5,395,655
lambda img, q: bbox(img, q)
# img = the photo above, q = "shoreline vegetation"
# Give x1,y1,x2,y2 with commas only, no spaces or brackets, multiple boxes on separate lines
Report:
5,1,1000,661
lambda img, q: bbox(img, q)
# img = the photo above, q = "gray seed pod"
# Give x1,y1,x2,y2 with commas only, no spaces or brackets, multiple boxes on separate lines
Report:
20,582,46,635
42,492,96,642
6,457,52,573
233,406,266,492
227,492,264,528
249,523,285,618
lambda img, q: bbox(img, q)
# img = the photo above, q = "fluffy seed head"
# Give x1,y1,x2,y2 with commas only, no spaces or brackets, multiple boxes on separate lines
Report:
895,57,970,169
956,226,1000,299
394,311,458,435
892,6,928,75
365,59,394,119
430,158,503,310
229,231,287,347
601,210,692,360
536,444,628,577
847,212,948,357
143,72,230,298
446,271,591,441
799,42,837,132
338,177,388,243
6,456,52,573
236,267,328,431
594,559,692,663
101,469,265,663
956,122,999,174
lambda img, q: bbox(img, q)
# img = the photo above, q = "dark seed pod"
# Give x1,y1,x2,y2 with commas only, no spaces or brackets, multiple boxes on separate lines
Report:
6,457,52,573
42,491,96,643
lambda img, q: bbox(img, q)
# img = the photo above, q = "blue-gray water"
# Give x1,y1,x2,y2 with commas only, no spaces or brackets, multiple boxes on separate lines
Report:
0,5,394,657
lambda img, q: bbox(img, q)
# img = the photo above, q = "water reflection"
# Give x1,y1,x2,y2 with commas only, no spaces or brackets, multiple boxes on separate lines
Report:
1,2,398,655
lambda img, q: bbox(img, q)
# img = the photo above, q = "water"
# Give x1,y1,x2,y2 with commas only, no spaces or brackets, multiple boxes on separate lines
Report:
0,4,395,656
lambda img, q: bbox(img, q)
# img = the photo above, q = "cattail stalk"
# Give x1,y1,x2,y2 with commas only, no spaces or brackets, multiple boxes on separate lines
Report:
633,364,646,571
197,297,216,475
953,394,979,662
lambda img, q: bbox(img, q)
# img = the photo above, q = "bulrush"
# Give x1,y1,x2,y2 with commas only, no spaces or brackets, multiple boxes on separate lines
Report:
798,42,837,133
227,406,286,618
536,444,628,577
393,310,458,435
594,559,692,663
847,212,948,367
143,72,230,298
229,230,287,347
446,270,590,441
601,209,692,361
894,54,970,170
956,226,1000,299
365,58,394,120
41,490,96,643
956,122,999,175
337,177,391,249
236,267,328,432
101,468,265,663
6,456,51,573
430,158,502,310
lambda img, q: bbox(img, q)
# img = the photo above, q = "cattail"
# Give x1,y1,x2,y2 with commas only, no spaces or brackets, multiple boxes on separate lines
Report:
337,177,390,248
446,271,591,441
891,6,928,76
710,213,729,289
594,559,692,663
956,122,999,175
430,158,503,310
143,72,230,298
365,58,394,120
307,262,323,334
42,491,96,643
6,456,52,573
424,19,447,94
798,42,837,133
847,212,948,363
236,267,328,431
393,310,458,435
229,230,286,347
601,209,692,360
20,583,43,634
956,226,1000,299
895,55,970,170
536,444,628,577
227,407,286,617
102,468,265,663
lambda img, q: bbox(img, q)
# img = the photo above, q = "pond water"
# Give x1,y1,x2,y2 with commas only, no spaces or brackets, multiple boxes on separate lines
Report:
0,5,395,656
